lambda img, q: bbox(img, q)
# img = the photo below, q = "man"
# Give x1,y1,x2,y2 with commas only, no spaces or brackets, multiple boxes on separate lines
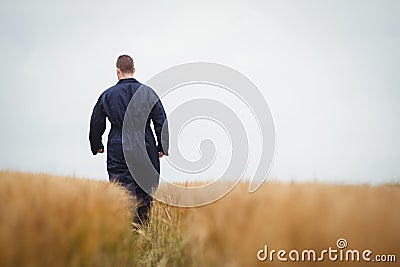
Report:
89,55,168,225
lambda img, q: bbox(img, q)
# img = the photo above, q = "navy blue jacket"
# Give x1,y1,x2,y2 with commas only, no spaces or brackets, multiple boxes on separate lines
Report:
89,78,168,182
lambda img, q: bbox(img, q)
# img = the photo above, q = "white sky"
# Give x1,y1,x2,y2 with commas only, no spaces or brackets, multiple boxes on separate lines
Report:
0,0,399,184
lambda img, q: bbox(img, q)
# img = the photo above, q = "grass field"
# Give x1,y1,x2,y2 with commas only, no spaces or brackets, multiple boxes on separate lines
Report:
0,171,399,266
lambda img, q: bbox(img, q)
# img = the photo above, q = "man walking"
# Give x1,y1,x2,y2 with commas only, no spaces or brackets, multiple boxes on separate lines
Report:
89,55,168,225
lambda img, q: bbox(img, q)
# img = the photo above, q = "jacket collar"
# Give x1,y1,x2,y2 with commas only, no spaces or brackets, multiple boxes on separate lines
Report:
117,78,138,84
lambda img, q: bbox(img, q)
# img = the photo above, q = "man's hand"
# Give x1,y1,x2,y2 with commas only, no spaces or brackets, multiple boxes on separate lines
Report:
158,152,164,158
97,148,104,154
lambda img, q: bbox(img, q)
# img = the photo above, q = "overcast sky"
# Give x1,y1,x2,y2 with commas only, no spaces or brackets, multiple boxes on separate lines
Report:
0,0,399,184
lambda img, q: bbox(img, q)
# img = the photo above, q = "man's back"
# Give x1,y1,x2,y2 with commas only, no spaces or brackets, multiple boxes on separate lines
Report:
89,77,168,156
91,78,140,148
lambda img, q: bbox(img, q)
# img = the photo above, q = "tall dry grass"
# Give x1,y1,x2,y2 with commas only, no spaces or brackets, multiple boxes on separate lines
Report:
136,201,188,266
182,182,400,266
0,171,136,267
1,171,399,267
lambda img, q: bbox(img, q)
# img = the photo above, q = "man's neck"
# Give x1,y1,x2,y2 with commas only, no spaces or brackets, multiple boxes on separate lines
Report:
118,73,134,80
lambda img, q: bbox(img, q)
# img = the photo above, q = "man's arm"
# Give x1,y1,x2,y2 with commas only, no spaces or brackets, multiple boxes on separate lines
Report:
89,95,106,155
149,90,169,157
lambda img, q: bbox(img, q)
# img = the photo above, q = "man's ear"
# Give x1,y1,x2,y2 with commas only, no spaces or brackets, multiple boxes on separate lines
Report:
116,68,122,78
132,67,135,74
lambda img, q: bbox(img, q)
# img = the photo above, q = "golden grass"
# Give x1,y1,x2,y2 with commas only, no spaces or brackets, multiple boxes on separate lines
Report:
0,171,136,267
1,171,399,267
135,201,188,266
182,182,400,266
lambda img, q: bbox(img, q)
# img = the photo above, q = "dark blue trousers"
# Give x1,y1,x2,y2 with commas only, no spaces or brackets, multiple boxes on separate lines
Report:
109,171,153,225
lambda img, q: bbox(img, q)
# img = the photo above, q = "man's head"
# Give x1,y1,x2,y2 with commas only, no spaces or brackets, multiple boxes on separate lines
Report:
116,55,135,80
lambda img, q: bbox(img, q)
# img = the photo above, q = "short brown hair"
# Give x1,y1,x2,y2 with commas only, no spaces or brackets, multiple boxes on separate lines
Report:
116,55,134,73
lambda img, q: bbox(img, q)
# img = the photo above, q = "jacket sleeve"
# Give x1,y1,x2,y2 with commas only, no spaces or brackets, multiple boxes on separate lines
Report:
89,94,106,155
149,89,169,156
